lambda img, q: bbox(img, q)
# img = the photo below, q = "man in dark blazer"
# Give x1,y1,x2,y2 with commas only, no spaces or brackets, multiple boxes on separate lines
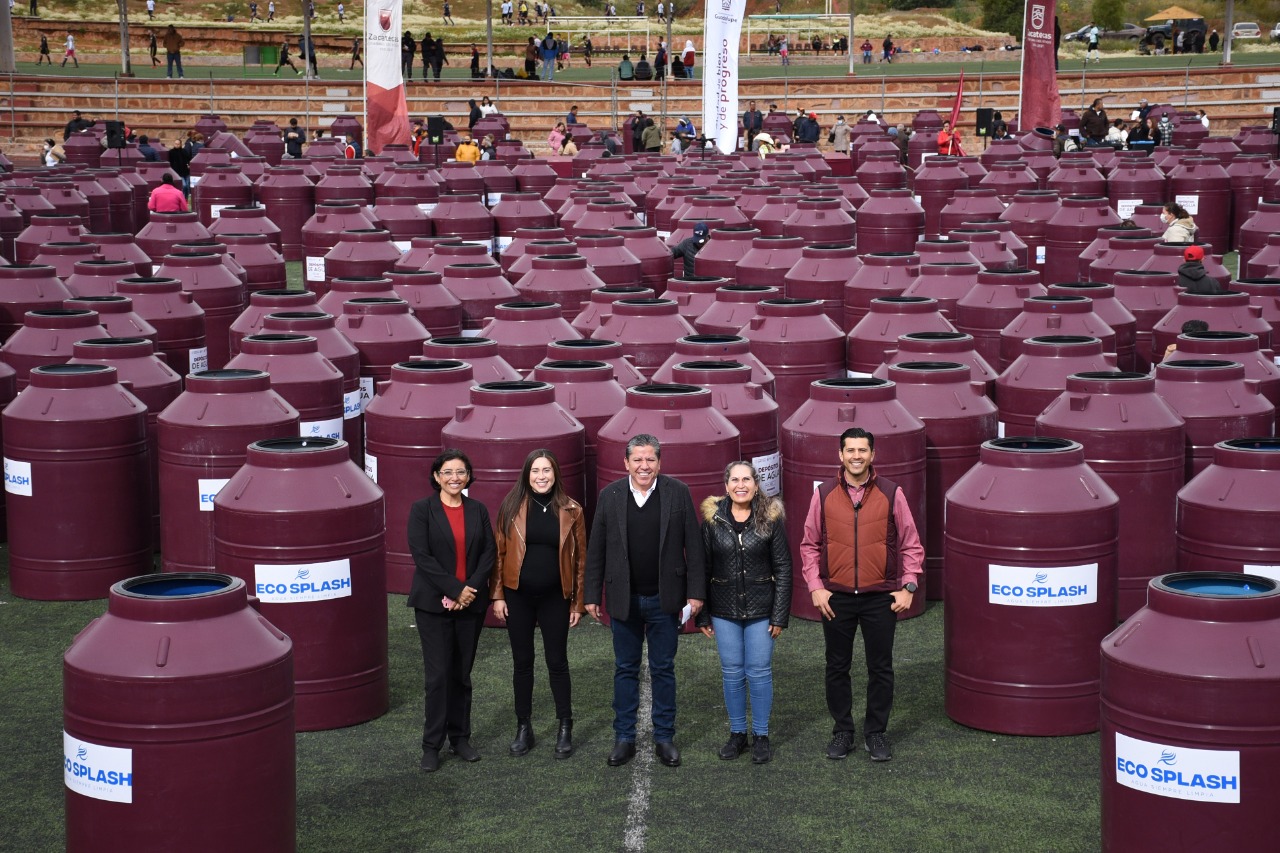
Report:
585,434,706,769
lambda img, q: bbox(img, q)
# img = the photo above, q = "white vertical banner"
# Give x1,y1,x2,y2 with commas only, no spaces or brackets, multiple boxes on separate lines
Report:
364,0,412,153
702,0,747,154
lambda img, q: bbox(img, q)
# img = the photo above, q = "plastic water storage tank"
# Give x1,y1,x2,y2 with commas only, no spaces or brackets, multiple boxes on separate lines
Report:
1175,437,1280,576
63,573,295,853
1153,359,1275,480
214,437,386,731
4,364,151,600
944,437,1119,735
1100,571,1280,851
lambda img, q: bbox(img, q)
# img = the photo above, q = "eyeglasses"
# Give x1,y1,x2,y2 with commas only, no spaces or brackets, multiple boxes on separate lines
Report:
438,468,469,478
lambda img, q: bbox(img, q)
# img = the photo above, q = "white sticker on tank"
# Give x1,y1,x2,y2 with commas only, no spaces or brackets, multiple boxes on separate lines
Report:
846,370,874,379
912,195,922,205
486,192,503,207
751,451,782,497
417,202,438,216
189,175,202,186
344,389,364,420
364,451,378,482
393,240,412,254
657,230,672,241
305,256,326,282
460,328,484,337
198,478,230,511
1174,194,1200,216
1243,564,1280,583
987,563,1098,607
4,458,32,496
997,420,1007,438
1035,245,1046,265
301,416,343,440
494,234,514,253
1115,733,1240,804
189,347,209,374
1116,199,1142,219
64,732,132,804
635,210,647,225
210,204,232,219
254,558,352,603
358,376,375,410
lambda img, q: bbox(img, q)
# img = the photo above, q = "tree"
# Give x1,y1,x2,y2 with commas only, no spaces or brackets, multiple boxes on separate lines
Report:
982,0,1024,39
1091,0,1124,31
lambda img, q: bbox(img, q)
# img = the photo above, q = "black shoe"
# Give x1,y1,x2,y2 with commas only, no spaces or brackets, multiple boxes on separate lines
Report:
655,741,681,767
419,749,440,772
826,730,854,760
752,734,772,764
607,739,636,766
865,732,893,762
509,718,534,757
718,732,748,760
449,738,481,762
554,719,574,759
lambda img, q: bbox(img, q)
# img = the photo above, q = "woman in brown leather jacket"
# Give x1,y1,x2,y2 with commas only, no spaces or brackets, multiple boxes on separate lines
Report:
491,448,587,759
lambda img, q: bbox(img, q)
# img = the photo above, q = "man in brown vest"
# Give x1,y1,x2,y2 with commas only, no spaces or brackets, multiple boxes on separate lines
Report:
800,427,923,762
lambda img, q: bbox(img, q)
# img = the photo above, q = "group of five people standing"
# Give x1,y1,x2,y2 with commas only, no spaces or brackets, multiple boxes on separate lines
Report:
407,428,921,772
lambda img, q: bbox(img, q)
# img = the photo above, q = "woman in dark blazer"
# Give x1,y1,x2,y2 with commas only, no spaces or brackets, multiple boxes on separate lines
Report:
407,449,496,773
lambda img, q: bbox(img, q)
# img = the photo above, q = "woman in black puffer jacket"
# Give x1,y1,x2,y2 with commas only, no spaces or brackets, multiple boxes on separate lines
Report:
697,461,791,765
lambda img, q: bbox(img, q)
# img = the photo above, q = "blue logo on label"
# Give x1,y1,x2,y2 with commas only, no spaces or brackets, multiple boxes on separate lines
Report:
1035,572,1048,583
296,569,311,581
77,747,87,760
1159,750,1177,766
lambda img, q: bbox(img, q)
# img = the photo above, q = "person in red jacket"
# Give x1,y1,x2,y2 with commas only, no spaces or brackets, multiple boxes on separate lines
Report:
147,173,188,212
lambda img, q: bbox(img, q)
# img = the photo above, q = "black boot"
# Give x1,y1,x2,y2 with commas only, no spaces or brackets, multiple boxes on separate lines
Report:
509,718,534,757
554,718,573,759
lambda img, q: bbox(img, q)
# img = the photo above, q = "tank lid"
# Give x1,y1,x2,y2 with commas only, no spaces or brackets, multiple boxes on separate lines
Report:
985,436,1079,453
427,336,494,346
251,437,344,453
1155,572,1278,598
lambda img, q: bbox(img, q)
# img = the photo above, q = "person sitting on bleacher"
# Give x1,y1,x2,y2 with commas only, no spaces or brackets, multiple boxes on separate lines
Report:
633,54,653,80
618,54,634,80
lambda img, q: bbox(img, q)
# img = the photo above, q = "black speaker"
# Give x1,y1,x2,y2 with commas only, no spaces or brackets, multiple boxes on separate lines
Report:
104,119,126,149
1272,107,1280,135
426,116,445,144
975,108,994,137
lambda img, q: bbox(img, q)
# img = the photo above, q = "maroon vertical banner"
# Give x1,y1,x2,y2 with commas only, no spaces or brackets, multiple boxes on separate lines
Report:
1018,0,1060,132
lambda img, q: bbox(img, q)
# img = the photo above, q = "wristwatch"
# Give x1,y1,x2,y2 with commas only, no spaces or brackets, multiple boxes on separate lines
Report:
901,582,918,594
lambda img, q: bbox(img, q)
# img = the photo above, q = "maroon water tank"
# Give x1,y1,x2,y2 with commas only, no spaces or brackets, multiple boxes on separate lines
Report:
954,268,1047,367
783,242,858,328
1176,438,1280,577
314,165,375,207
1151,290,1273,358
258,166,316,261
781,197,855,245
1238,202,1280,273
4,364,150,600
157,369,300,574
1244,237,1280,280
694,285,778,336
842,253,921,333
887,361,998,600
996,335,1116,435
1140,241,1231,289
154,252,246,371
596,381,740,500
1043,197,1122,287
5,184,57,227
1165,330,1280,405
429,194,495,244
670,360,780,492
544,338,646,388
193,165,255,227
913,238,980,268
228,289,318,357
730,235,805,292
490,192,557,255
317,276,398,319
336,296,430,402
651,334,776,396
91,232,153,278
323,229,401,292
113,276,208,376
68,336,182,548
574,234,642,289
442,380,586,515
1107,156,1168,218
1037,371,1186,620
939,189,1008,235
979,162,1039,203
1081,231,1159,285
856,189,925,255
665,275,731,324
514,253,610,322
64,295,157,342
608,225,671,294
945,228,1019,272
684,226,753,284
1154,359,1275,480
227,334,345,441
1000,294,1117,371
1046,282,1139,371
419,335,521,384
437,261,518,332
215,232,286,295
213,436,386,731
37,183,94,227
480,300,579,372
33,241,102,281
375,268,461,338
1100,569,1280,852
300,203,378,296
15,213,88,265
901,262,982,323
134,213,212,266
372,196,431,245
855,153,908,192
1046,160,1107,200
998,190,1061,272
0,198,26,262
847,295,956,377
503,237,575,284
63,573,295,853
1168,157,1232,254
0,308,109,389
1226,153,1271,251
913,156,970,238
779,377,928,619
571,285,654,336
1110,269,1180,371
742,297,845,424
875,331,1000,397
207,204,284,255
944,436,1119,734
595,297,695,377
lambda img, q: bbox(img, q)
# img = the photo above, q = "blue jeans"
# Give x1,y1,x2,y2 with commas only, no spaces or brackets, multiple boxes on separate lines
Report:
611,593,679,742
711,616,775,735
166,51,183,78
541,58,555,81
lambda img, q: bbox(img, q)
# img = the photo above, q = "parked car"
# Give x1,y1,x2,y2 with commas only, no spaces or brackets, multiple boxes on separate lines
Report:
1064,23,1148,42
1271,22,1280,42
1231,22,1261,39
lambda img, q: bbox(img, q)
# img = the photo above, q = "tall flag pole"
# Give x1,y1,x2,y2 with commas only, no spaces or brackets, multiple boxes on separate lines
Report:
365,0,412,154
703,0,747,154
948,68,965,154
1018,0,1060,132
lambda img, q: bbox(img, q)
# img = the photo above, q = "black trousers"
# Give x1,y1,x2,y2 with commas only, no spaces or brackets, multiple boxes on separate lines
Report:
416,608,485,752
505,583,572,719
822,590,896,737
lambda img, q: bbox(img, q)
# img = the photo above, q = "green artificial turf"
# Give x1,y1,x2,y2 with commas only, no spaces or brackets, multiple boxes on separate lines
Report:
0,546,1102,851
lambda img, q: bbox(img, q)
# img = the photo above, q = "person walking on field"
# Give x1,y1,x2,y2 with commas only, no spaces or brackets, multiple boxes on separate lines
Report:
801,427,923,764
274,37,300,75
268,1,275,21
61,32,78,68
37,34,52,66
350,38,363,69
443,1,455,24
882,33,894,62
